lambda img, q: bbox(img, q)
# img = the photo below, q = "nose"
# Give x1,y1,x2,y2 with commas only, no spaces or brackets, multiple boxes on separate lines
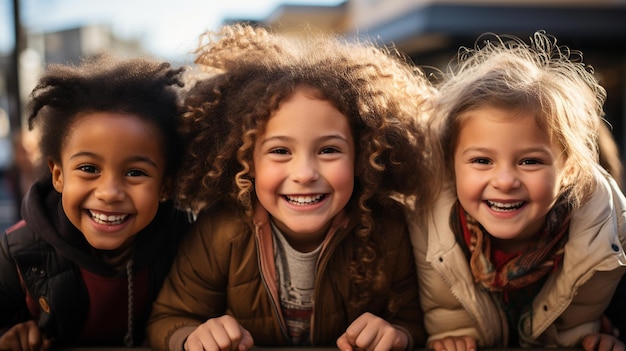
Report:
290,154,319,184
95,174,126,203
490,165,521,191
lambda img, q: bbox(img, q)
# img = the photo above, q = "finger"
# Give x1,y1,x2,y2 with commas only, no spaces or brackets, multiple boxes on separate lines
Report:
2,335,21,351
345,315,368,343
597,336,616,351
373,331,399,351
336,334,354,351
28,324,43,351
600,316,615,336
18,326,32,351
442,337,465,351
430,339,447,351
219,318,244,351
390,330,409,351
237,328,254,351
583,335,600,351
365,324,404,351
40,338,53,351
185,336,208,351
453,337,468,351
441,338,460,351
213,328,237,351
464,336,477,351
198,323,230,351
353,330,378,351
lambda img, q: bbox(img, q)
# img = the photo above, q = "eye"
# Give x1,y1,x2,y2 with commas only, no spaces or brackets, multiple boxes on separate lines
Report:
520,158,543,165
126,169,148,177
269,147,290,155
78,165,98,173
470,158,491,165
320,147,340,154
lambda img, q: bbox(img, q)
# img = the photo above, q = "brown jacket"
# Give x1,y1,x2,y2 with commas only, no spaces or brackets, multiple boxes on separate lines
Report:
147,201,424,351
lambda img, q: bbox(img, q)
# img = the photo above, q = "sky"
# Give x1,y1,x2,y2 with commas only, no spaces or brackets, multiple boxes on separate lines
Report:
1,0,344,60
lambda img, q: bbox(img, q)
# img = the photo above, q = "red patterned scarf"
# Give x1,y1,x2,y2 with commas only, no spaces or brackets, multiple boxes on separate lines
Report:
450,198,571,291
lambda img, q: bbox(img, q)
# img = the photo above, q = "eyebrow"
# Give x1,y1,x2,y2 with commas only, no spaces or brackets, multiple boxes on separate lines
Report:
69,151,159,168
460,146,554,156
260,134,350,145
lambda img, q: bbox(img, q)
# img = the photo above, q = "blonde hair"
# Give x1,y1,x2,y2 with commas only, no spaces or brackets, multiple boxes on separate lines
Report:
432,31,606,208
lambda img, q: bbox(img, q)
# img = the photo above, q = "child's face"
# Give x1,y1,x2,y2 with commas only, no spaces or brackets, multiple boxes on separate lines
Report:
49,112,167,250
253,88,355,252
453,106,563,249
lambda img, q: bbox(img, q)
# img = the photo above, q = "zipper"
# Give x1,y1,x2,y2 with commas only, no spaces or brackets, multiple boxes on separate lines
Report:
431,256,508,346
309,222,347,345
529,268,597,339
254,233,291,342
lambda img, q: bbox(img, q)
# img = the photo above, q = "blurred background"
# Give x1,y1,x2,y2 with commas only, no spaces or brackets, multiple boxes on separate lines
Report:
1,0,625,231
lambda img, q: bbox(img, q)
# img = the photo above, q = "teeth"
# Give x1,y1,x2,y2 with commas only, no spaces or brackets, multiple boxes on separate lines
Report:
487,201,524,211
90,211,128,225
286,194,324,205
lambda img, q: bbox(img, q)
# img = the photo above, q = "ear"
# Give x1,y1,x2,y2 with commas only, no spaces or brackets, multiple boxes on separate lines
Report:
48,159,64,193
159,180,170,202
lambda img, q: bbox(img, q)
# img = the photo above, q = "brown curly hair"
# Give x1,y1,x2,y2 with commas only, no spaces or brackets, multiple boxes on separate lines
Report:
176,24,436,308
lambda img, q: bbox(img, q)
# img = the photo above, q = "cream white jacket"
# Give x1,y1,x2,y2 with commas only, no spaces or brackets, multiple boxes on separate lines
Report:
409,165,626,347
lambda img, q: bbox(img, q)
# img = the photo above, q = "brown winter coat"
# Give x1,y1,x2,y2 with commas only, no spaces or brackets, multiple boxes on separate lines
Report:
147,201,424,351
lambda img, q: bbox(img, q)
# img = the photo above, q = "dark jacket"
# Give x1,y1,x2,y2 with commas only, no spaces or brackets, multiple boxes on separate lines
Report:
0,178,192,346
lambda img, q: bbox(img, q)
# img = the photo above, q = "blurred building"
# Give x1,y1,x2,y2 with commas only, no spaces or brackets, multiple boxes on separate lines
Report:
1,0,625,230
257,0,626,184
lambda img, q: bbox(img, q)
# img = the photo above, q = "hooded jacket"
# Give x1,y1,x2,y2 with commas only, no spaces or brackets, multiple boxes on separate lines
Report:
409,165,626,348
0,178,192,346
147,200,424,351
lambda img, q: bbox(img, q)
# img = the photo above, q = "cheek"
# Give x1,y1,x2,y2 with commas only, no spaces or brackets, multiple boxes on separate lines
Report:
455,173,483,206
253,164,281,195
329,163,354,194
533,174,560,202
455,177,470,201
452,158,466,186
335,175,354,196
555,164,572,190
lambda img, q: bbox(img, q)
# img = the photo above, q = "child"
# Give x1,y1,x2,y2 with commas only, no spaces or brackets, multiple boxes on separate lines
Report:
147,24,436,351
410,31,626,351
0,54,192,350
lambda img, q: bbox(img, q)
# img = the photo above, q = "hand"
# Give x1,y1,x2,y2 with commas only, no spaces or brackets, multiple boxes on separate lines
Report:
336,312,409,351
582,333,625,351
0,320,51,351
429,335,477,351
599,315,620,338
184,315,253,351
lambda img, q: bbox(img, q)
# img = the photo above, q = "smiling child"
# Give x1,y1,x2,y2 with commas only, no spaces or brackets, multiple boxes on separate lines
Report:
0,55,191,350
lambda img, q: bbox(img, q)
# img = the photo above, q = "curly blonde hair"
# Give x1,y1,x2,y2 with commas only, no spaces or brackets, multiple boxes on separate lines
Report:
431,31,606,208
176,24,436,307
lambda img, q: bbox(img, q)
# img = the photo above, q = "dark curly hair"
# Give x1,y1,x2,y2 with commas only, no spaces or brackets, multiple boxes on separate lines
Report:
177,24,437,308
27,54,185,194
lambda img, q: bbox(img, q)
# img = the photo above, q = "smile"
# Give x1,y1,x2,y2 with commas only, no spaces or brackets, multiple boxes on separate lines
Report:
89,210,129,225
285,194,325,206
486,200,524,212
